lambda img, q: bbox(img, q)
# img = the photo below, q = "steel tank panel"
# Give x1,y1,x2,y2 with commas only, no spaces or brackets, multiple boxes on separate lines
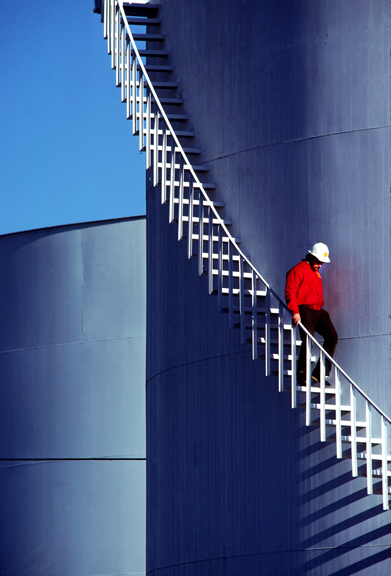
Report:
147,0,391,575
0,338,145,458
0,460,145,576
0,217,146,575
82,218,146,341
0,227,84,351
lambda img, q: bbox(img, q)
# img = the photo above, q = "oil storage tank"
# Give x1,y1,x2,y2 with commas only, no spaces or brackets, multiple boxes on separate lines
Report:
145,1,391,575
0,217,146,576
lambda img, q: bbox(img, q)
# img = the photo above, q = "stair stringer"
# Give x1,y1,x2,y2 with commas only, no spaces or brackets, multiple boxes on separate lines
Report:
98,0,391,511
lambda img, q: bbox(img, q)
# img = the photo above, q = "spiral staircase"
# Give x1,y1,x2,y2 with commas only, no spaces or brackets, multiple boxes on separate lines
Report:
95,0,391,511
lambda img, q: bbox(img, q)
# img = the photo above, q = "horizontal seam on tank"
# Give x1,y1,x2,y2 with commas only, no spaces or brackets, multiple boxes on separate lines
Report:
0,335,146,354
146,543,391,573
146,350,247,383
205,124,391,163
0,457,146,468
338,333,391,341
147,333,391,383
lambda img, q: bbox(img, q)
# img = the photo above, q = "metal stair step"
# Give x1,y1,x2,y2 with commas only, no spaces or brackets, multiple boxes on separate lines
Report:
155,98,184,105
133,81,176,91
210,270,267,286
182,216,232,226
122,2,159,17
153,144,201,154
153,81,179,89
373,487,391,495
311,418,366,430
180,147,201,154
173,130,194,138
220,287,265,298
356,452,391,463
193,182,216,190
126,17,161,25
373,487,391,496
296,403,351,412
173,198,224,208
191,164,210,172
362,469,391,478
138,49,169,57
162,179,216,190
295,383,336,393
143,64,173,72
155,113,189,121
135,115,189,127
191,234,241,244
327,434,382,445
133,33,165,41
158,162,210,172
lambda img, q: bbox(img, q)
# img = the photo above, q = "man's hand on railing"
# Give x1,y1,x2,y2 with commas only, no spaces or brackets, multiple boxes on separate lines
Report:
292,313,301,327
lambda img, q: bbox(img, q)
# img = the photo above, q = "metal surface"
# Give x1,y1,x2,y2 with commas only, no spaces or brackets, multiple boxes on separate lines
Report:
0,217,146,575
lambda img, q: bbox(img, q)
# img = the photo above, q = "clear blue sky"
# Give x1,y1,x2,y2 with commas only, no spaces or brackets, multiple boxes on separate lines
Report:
0,0,146,236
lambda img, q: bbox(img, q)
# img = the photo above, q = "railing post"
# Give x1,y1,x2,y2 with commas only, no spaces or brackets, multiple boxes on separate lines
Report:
305,334,311,426
161,128,167,203
103,0,109,39
335,369,342,459
139,73,145,150
106,0,112,51
126,40,131,118
178,158,185,240
291,325,297,409
121,21,126,101
198,193,204,275
110,0,115,66
208,206,214,294
381,417,389,510
146,89,152,169
153,106,159,186
366,402,373,495
217,226,223,313
115,2,120,81
350,383,358,477
228,242,234,329
252,270,258,360
132,56,137,134
169,146,176,223
278,303,284,391
320,351,326,442
264,289,270,376
187,178,194,258
240,258,246,345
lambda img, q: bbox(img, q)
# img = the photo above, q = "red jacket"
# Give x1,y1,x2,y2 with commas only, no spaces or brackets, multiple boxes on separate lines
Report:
285,260,324,315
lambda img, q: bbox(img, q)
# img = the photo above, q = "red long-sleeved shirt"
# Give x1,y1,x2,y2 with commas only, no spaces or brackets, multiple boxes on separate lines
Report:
285,260,324,315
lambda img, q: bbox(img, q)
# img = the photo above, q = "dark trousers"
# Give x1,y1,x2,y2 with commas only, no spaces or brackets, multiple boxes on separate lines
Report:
297,306,338,378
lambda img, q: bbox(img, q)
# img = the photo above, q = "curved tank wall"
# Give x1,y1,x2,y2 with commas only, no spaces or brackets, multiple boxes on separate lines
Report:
0,217,146,576
146,1,391,575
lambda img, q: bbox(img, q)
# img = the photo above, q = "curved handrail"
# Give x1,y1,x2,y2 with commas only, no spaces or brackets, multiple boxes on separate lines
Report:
108,0,391,425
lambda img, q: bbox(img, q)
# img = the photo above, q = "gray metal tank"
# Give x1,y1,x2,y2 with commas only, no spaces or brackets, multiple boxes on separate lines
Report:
0,217,146,576
146,1,391,574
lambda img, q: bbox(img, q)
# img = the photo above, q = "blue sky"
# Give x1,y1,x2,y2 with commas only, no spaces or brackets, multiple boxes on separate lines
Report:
0,0,146,236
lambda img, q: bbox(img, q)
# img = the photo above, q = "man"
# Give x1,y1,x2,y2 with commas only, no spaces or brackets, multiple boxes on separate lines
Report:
285,242,338,385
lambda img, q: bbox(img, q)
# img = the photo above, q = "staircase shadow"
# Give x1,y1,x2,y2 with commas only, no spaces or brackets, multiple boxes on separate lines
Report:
296,421,391,575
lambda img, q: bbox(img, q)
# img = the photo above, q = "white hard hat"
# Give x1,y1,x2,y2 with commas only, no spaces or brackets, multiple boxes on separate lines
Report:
308,242,330,263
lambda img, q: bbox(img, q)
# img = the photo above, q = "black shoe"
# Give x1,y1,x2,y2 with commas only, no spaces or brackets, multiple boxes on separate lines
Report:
312,374,331,386
297,372,306,385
